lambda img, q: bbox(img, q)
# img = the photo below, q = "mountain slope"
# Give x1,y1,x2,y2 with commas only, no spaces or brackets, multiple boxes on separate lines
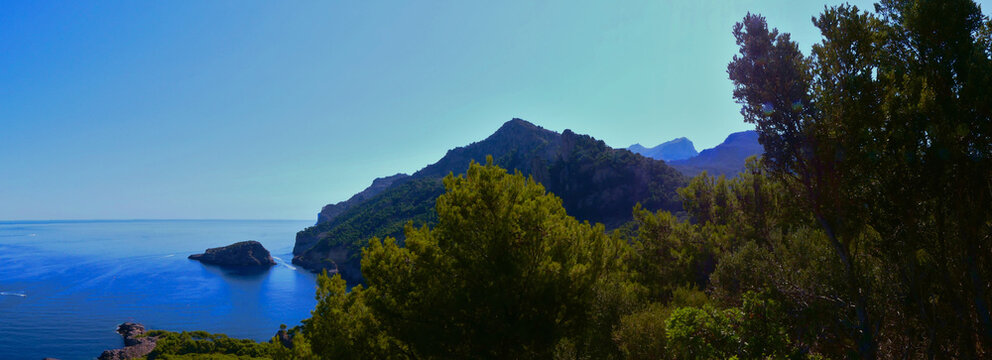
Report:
293,119,687,282
315,173,410,225
628,137,698,161
668,130,763,177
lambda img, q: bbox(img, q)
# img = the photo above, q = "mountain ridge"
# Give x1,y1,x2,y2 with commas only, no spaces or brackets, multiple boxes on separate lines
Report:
315,173,410,225
293,118,688,282
668,130,763,177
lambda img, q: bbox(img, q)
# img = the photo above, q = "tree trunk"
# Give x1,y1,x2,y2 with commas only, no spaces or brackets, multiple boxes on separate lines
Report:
816,215,877,360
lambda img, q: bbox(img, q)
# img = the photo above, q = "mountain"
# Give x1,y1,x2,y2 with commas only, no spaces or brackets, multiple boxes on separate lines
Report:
293,118,688,282
315,173,410,225
668,130,763,177
628,137,698,161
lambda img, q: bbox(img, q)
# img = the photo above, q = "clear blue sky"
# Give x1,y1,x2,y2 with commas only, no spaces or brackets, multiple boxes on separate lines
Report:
2,1,988,220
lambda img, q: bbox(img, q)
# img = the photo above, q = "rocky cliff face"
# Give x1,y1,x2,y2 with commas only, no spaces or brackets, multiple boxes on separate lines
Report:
98,323,158,360
189,240,276,267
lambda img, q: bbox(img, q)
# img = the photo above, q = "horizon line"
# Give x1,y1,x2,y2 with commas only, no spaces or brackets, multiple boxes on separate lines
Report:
0,218,311,224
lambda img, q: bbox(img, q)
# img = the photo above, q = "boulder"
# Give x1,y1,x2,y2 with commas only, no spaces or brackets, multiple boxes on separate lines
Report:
189,240,276,267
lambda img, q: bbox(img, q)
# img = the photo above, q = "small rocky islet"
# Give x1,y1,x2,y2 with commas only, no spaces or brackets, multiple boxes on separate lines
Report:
188,240,276,268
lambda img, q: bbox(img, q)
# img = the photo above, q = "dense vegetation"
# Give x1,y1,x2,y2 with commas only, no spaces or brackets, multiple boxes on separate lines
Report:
138,330,279,359
724,0,992,356
543,130,685,227
280,159,832,359
294,178,445,282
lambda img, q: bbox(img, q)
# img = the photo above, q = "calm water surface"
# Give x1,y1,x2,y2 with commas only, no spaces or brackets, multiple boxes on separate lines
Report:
0,220,318,360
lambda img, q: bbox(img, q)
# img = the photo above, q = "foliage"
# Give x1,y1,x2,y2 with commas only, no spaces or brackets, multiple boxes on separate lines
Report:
293,178,445,282
286,157,831,359
360,158,630,358
613,303,671,360
628,205,725,301
542,130,686,227
664,292,796,360
728,1,992,357
269,326,316,360
300,272,398,360
141,330,277,360
303,179,444,256
665,305,741,359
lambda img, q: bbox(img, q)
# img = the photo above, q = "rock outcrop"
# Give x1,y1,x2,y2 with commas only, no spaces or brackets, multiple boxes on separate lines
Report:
98,322,158,360
189,240,276,267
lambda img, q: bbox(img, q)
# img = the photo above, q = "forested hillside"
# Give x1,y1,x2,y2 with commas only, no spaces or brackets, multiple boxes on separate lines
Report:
293,119,686,282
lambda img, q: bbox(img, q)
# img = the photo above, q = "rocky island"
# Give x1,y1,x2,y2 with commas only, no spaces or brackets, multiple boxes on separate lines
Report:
189,240,276,267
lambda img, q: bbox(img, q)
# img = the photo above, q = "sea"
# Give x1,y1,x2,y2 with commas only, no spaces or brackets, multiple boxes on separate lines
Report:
0,220,319,360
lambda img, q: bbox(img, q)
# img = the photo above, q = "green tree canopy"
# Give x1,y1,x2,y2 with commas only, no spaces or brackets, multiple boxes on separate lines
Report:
299,158,632,359
729,1,992,357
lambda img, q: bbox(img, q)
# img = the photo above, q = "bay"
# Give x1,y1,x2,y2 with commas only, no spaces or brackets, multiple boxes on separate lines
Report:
0,220,317,360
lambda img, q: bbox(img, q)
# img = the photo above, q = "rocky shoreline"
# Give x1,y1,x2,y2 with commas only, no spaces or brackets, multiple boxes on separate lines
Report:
97,323,158,360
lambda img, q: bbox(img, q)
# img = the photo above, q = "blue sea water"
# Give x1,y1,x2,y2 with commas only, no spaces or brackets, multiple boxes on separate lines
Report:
0,220,318,360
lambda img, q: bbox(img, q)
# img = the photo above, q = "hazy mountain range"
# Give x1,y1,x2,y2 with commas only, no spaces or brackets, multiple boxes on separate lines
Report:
628,137,698,161
664,131,763,177
630,130,763,177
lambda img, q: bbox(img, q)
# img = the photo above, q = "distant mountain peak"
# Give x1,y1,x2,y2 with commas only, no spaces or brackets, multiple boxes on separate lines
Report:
505,117,531,126
628,136,699,161
723,130,759,144
669,130,763,177
484,119,546,141
496,117,540,131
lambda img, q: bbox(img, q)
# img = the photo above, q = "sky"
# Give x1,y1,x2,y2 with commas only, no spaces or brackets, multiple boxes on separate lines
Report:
1,0,989,220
